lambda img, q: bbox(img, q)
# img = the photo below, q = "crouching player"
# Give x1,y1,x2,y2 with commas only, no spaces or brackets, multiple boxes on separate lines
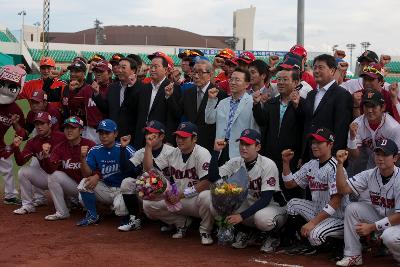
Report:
77,119,137,227
335,139,400,266
281,127,348,255
209,129,286,252
142,122,214,245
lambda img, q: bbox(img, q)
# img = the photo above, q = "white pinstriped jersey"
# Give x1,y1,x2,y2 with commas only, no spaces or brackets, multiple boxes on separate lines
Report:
286,157,349,218
347,167,400,217
129,144,174,167
348,113,400,170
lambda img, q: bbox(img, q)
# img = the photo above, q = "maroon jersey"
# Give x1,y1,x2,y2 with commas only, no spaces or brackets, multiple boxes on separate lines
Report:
42,137,95,183
25,105,62,134
13,131,66,168
0,103,25,157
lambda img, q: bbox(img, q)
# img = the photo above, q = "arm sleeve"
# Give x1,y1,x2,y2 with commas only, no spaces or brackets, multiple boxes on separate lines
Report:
260,160,280,192
333,90,353,152
328,164,346,196
154,149,170,171
208,150,221,182
204,98,218,124
129,148,145,167
291,161,311,189
120,145,141,177
85,149,98,172
92,91,109,115
195,149,211,180
346,170,370,196
13,142,34,166
240,190,274,219
41,147,60,174
252,102,268,127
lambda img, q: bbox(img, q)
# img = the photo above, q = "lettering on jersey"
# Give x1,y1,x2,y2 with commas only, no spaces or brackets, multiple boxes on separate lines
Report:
267,177,276,187
87,98,97,107
202,162,210,171
36,151,46,160
169,166,198,181
362,136,384,150
62,159,81,170
101,163,120,177
249,177,262,198
307,175,328,191
0,115,12,126
369,191,395,209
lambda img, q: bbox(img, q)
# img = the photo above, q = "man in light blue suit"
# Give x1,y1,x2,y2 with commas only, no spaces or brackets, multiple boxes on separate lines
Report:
205,68,259,165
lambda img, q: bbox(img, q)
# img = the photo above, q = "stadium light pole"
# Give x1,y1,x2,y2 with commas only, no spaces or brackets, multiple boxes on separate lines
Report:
18,10,26,55
360,41,371,52
346,43,356,72
297,0,304,46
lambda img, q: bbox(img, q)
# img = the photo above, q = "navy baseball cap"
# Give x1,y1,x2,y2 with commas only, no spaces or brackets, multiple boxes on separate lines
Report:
97,119,117,132
63,116,84,128
362,89,385,106
67,60,87,72
374,138,398,156
309,127,335,143
236,129,261,145
173,122,198,137
358,50,379,63
277,55,302,70
144,120,166,134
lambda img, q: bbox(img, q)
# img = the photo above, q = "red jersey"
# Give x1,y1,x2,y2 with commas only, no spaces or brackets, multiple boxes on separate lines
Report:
20,78,66,110
25,105,62,134
13,131,66,168
215,71,228,84
216,79,231,95
0,103,25,157
302,72,317,90
42,137,95,183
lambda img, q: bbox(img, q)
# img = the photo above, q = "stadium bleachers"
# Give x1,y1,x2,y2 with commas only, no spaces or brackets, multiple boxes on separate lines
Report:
29,48,78,62
386,61,400,73
0,32,13,42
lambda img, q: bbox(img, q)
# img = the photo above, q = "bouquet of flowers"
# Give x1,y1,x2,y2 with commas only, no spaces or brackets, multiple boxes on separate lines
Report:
136,169,168,201
211,166,248,245
164,176,183,212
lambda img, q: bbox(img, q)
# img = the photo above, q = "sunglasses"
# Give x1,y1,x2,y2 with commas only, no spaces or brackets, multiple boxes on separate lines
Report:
363,66,382,76
64,116,83,126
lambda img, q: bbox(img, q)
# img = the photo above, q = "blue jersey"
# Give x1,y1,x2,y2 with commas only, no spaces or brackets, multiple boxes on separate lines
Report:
86,142,136,187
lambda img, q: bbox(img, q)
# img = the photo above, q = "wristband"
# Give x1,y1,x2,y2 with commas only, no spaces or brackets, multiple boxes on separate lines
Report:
348,139,358,150
375,217,392,231
323,204,336,216
183,186,198,198
282,173,294,182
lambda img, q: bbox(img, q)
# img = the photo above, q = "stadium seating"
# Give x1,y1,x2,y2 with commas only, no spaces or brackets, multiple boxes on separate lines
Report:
29,48,78,62
0,32,13,42
386,61,400,73
385,76,400,83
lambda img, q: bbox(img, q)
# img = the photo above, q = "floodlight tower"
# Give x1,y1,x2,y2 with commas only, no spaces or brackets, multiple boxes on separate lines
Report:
42,0,50,56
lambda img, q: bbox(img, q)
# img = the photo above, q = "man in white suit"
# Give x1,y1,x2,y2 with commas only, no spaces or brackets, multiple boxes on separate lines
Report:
205,68,259,165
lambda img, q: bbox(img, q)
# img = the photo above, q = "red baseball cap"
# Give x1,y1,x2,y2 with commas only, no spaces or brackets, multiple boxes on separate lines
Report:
39,57,56,67
144,120,166,134
34,111,51,123
308,127,335,143
173,122,198,137
290,45,307,58
215,48,235,60
93,60,112,72
29,89,47,102
237,51,256,64
148,52,174,69
226,57,239,66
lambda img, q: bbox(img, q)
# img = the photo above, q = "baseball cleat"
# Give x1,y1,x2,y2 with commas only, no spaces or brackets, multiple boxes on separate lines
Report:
260,236,280,253
4,197,22,205
200,233,213,245
172,217,192,239
76,213,100,226
336,255,363,266
45,212,69,221
231,231,256,249
118,215,141,232
160,224,174,232
13,206,36,215
33,198,48,207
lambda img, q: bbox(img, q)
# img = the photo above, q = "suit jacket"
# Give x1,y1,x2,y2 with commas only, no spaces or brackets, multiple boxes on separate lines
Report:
167,83,227,151
205,92,259,158
301,81,353,159
127,78,180,149
92,81,139,136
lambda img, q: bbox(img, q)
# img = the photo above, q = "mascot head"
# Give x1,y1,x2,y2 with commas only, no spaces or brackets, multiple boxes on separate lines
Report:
0,65,26,104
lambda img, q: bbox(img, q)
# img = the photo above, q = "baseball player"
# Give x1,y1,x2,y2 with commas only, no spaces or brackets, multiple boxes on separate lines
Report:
12,112,66,215
142,122,214,245
281,127,349,255
41,116,95,220
0,65,27,205
118,120,174,232
347,90,400,177
77,119,137,227
208,129,286,252
335,139,400,266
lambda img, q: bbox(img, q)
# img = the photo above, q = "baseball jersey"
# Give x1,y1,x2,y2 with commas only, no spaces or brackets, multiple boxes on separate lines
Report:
283,157,348,218
42,137,95,183
25,105,61,135
20,78,66,110
219,154,280,205
86,143,136,187
348,113,400,170
154,144,211,191
129,144,174,167
0,103,25,156
347,167,400,217
13,131,65,167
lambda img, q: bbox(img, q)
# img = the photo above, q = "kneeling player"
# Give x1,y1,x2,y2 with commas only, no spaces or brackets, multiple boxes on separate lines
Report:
281,128,348,255
209,129,286,252
77,119,137,227
335,139,400,266
142,122,214,245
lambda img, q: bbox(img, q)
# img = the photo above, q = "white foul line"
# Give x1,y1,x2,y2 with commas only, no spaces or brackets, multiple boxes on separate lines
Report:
253,259,304,267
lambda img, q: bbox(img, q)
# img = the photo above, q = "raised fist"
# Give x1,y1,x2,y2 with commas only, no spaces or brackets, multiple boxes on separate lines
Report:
145,133,158,148
252,90,262,105
281,149,295,163
353,91,363,107
290,90,300,108
42,143,51,156
81,145,89,158
260,90,270,103
10,114,20,125
214,139,227,152
389,82,399,101
120,135,131,148
164,82,174,97
208,87,219,99
69,80,80,91
13,136,23,148
336,150,349,164
268,56,280,67
128,73,137,86
349,122,358,140
91,81,100,94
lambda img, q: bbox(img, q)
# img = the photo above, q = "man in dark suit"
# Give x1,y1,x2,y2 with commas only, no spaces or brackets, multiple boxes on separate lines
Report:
165,57,227,152
92,57,139,136
298,54,353,161
126,52,180,149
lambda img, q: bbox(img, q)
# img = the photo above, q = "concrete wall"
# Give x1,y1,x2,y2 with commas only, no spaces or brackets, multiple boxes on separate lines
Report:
233,6,256,50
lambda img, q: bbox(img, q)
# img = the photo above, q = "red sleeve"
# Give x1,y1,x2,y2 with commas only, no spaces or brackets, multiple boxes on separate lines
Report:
13,142,34,166
41,145,61,174
13,104,28,139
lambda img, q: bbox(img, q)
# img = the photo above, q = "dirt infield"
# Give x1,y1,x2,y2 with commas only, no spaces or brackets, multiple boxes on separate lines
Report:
0,201,396,267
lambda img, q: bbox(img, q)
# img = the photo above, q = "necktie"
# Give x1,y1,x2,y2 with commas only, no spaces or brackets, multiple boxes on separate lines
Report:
120,87,126,107
197,88,203,111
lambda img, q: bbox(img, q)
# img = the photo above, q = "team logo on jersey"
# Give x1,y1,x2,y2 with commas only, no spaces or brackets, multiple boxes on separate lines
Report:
367,92,374,99
370,191,394,208
202,162,210,171
267,177,276,187
62,159,81,170
88,98,97,107
62,97,68,106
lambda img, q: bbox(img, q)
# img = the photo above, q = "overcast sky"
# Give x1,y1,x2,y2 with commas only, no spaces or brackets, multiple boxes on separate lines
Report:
1,0,399,57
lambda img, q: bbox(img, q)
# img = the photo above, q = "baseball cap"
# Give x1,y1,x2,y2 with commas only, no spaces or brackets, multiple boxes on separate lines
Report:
29,89,47,102
67,60,87,72
178,49,204,59
109,53,124,65
88,53,105,64
374,138,398,156
309,127,335,143
63,116,84,128
144,120,166,134
358,50,379,63
93,60,112,72
73,56,87,64
236,129,261,145
290,45,307,58
97,119,118,132
362,89,385,106
39,57,56,67
173,122,198,137
360,63,383,79
33,111,51,123
226,57,239,66
148,52,174,69
0,65,26,87
237,51,256,64
277,56,302,70
215,48,235,60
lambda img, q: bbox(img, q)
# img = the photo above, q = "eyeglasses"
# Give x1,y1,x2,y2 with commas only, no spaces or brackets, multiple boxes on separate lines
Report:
363,66,382,76
193,71,210,76
229,77,244,83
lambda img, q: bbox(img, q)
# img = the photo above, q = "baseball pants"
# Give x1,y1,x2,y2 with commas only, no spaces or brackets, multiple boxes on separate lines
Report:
83,126,100,144
29,158,47,204
18,165,48,209
143,190,214,234
120,177,136,194
343,202,400,262
78,178,128,216
47,171,79,217
0,157,18,199
287,198,344,246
